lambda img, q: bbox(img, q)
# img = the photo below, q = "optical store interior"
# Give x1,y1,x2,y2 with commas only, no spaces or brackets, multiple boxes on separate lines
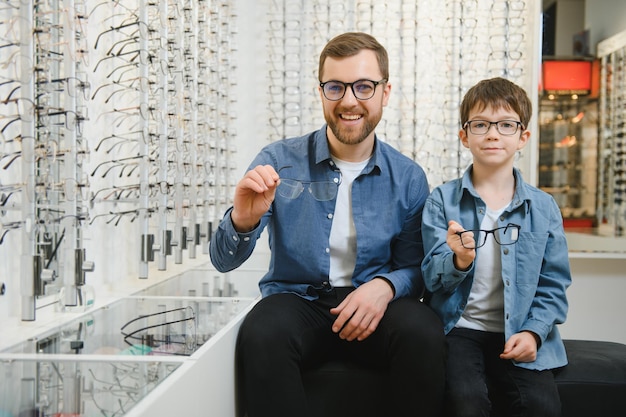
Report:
0,0,625,415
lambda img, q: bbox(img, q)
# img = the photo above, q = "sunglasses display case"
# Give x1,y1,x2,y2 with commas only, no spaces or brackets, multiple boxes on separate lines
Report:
3,296,254,357
0,357,183,417
0,264,259,417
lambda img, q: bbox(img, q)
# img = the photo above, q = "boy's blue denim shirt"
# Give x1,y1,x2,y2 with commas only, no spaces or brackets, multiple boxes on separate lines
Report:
421,166,571,371
210,125,430,300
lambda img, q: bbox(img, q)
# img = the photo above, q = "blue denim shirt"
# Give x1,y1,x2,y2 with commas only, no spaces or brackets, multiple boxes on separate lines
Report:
210,126,430,300
421,166,571,370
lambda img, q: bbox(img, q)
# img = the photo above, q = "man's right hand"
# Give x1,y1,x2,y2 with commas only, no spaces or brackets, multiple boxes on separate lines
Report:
230,165,279,232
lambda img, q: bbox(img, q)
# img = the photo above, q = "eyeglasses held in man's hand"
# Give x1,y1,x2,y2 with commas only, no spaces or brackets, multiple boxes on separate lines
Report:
276,166,342,201
319,79,387,101
463,120,524,136
456,223,521,249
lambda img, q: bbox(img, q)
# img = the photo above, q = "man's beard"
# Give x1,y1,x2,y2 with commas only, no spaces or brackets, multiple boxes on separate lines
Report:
326,111,381,146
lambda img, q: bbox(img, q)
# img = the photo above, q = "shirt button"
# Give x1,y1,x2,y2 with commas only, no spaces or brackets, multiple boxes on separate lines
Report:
333,177,339,184
228,250,234,255
327,213,333,219
505,280,510,286
325,248,330,253
243,236,250,241
500,215,505,221
503,248,509,255
232,235,238,241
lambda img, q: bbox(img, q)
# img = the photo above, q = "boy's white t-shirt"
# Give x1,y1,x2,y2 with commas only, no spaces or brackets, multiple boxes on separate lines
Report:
456,205,508,332
328,157,369,287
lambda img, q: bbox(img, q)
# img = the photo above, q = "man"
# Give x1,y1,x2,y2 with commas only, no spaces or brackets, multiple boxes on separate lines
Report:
210,32,445,417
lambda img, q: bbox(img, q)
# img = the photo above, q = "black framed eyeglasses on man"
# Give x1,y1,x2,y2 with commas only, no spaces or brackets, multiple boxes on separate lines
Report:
456,223,521,249
463,120,524,136
319,79,387,101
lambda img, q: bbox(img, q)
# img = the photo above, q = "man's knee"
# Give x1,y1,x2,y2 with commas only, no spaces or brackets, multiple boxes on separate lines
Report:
444,384,491,417
385,298,445,345
239,295,297,350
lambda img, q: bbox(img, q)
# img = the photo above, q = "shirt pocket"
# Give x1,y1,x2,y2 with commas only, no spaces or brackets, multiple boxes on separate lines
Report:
513,231,549,287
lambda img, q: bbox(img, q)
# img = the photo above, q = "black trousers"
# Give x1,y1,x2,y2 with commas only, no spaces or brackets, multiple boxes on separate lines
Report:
444,328,561,417
237,288,446,417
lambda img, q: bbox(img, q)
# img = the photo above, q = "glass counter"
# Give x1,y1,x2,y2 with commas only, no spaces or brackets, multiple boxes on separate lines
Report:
2,297,254,356
0,357,181,417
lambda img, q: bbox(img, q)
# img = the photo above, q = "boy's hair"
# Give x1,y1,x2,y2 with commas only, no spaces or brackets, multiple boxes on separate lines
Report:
318,32,389,82
459,77,532,129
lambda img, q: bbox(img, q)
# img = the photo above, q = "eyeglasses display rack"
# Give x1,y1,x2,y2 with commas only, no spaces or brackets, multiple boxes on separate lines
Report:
538,92,598,223
0,0,240,321
1,0,539,321
597,29,626,236
265,0,538,187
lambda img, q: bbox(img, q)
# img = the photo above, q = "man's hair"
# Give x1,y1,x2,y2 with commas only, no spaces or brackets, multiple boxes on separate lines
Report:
459,77,532,129
318,32,389,82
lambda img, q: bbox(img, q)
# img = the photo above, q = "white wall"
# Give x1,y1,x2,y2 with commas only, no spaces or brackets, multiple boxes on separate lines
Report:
554,0,585,56
559,257,626,344
586,0,626,55
546,0,626,56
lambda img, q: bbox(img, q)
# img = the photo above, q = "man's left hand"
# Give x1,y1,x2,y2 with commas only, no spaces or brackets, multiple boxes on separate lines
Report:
330,278,394,342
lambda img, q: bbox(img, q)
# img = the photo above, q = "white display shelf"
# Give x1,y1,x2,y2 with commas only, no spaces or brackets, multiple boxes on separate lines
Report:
3,296,255,357
0,264,262,417
566,231,626,259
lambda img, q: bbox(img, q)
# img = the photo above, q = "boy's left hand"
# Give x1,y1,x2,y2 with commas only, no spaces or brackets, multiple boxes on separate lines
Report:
500,331,539,362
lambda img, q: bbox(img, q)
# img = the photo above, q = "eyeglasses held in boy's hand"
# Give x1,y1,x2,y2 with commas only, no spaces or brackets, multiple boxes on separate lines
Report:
456,223,521,249
276,166,342,201
463,120,524,136
319,78,387,101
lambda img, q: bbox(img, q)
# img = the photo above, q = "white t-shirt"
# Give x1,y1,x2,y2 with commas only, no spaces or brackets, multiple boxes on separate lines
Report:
456,205,508,332
328,157,369,287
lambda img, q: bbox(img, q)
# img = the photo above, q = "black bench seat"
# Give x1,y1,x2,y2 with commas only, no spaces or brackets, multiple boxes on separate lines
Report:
299,339,626,417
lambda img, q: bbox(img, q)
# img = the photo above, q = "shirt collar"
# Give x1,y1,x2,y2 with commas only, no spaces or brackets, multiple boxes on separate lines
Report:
458,164,532,212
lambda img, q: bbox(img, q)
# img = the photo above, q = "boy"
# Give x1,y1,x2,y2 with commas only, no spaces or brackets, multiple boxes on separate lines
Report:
421,77,571,417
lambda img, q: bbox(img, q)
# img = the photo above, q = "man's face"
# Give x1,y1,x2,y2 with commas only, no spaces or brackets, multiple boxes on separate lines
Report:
319,50,390,147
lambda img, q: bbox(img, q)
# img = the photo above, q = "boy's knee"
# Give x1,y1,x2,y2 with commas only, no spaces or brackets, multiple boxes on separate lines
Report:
518,389,561,417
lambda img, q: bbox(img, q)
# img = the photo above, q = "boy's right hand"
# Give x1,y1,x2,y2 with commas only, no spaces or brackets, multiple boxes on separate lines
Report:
446,220,475,271
231,165,279,232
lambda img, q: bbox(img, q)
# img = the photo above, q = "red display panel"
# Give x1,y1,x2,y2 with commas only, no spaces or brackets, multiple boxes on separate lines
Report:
542,60,592,95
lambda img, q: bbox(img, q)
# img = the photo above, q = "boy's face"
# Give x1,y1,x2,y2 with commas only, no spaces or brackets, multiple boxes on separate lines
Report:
459,104,529,168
